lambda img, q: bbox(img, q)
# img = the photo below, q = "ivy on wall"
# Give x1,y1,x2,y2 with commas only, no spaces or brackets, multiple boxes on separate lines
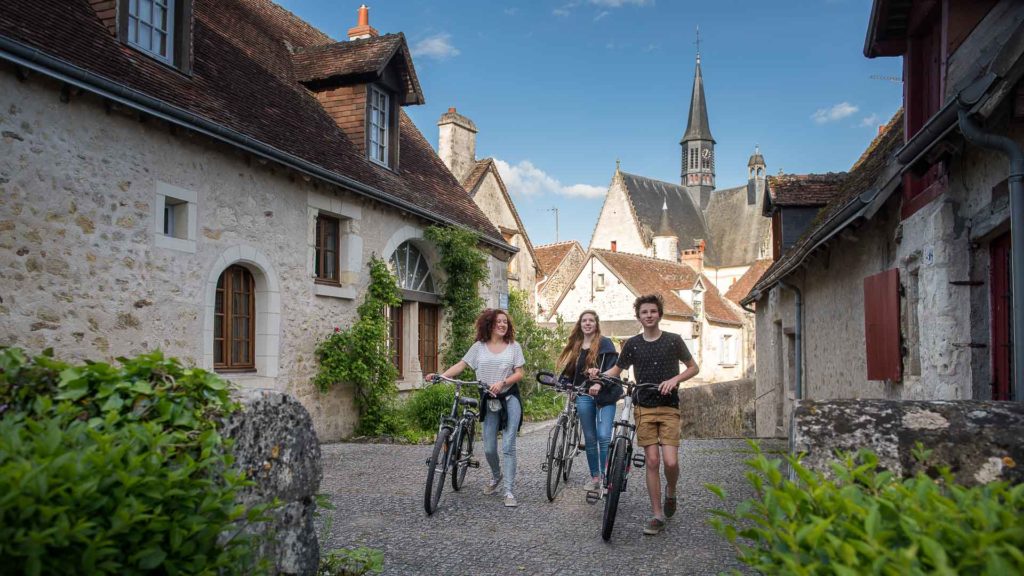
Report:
313,257,402,435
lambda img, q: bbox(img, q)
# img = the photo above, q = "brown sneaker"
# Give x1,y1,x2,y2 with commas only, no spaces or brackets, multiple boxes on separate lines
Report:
643,517,666,535
664,495,677,518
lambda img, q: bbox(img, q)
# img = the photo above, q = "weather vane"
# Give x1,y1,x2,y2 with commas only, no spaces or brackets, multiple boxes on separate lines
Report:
695,26,701,61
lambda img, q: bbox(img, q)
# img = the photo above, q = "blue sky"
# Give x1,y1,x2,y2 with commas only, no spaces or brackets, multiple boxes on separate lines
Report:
276,0,903,247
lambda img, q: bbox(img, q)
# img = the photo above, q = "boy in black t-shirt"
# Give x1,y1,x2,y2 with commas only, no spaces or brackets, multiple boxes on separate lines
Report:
600,294,699,535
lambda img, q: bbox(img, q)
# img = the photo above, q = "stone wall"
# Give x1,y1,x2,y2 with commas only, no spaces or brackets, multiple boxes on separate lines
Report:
679,379,755,438
223,390,322,575
792,399,1024,486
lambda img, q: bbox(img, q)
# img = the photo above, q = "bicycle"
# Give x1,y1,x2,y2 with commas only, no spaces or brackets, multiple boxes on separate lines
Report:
422,374,491,516
536,371,588,501
592,376,659,541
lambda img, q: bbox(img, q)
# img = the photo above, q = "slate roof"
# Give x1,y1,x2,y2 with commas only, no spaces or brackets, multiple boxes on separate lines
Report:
291,33,424,104
589,250,742,326
744,110,904,304
704,184,771,267
535,241,583,277
620,172,719,264
766,173,847,209
724,259,773,305
681,58,714,144
0,0,502,245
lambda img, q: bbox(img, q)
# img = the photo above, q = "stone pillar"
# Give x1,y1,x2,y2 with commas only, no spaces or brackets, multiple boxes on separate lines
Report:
223,390,323,575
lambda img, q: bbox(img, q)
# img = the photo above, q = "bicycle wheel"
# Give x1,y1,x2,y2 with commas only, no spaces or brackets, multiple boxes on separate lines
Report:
602,436,629,541
424,427,452,515
451,420,474,491
562,415,581,483
545,418,566,501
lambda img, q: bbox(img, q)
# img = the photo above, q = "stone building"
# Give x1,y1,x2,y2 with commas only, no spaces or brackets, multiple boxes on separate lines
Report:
743,0,1024,437
0,1,515,441
437,108,539,310
534,240,586,318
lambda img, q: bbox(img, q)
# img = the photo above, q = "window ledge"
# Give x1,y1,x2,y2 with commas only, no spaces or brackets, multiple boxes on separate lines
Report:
154,234,196,253
315,283,356,300
718,363,737,368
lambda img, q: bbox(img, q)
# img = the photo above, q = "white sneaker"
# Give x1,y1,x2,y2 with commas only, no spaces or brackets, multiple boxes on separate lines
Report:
503,493,518,507
483,474,502,495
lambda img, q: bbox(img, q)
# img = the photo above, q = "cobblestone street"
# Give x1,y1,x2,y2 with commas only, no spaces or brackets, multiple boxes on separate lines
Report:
321,425,784,575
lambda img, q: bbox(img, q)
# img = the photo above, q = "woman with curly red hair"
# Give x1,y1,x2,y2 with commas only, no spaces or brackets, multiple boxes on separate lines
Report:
426,308,525,507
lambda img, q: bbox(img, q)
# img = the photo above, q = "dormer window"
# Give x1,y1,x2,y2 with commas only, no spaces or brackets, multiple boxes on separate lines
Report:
369,85,390,166
119,0,192,71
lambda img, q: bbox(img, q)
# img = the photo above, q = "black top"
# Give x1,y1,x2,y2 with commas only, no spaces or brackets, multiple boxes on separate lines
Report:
616,331,693,408
560,336,620,407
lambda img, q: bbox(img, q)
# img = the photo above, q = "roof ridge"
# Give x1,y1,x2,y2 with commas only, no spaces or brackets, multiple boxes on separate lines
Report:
536,240,578,248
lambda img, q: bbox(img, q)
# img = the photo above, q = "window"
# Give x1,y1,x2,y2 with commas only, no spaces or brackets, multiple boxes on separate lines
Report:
163,196,187,239
901,5,944,219
720,334,736,366
418,304,439,375
369,85,390,166
314,214,340,284
389,242,434,293
693,299,703,318
126,0,175,63
386,305,403,377
154,181,196,253
596,273,606,291
215,265,255,371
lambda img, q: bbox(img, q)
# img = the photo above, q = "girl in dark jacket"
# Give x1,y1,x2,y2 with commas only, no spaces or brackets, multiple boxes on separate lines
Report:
556,310,620,492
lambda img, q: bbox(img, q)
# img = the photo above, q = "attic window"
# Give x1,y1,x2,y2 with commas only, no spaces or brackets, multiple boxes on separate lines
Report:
368,85,390,166
120,0,192,71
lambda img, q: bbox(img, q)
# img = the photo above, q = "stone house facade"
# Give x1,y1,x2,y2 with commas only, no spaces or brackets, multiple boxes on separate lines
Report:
535,240,586,318
743,0,1024,437
437,108,539,311
0,1,514,441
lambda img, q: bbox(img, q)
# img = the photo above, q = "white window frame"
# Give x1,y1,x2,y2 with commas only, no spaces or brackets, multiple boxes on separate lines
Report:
368,85,390,166
153,181,196,253
720,334,736,366
596,273,606,291
127,0,175,64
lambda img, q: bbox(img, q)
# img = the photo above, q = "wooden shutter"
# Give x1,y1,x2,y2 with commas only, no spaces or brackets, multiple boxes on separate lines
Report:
864,268,902,381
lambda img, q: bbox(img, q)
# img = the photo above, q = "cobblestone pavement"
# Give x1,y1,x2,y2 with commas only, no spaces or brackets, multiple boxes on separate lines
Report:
320,424,785,576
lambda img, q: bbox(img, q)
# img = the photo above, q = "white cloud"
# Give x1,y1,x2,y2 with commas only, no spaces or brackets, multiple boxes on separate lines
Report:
411,34,460,60
594,10,610,21
494,159,606,199
590,0,653,6
859,113,880,128
811,102,859,124
553,7,571,16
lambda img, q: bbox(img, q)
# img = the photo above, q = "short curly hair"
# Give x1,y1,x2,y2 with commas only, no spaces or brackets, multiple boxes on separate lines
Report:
474,308,516,343
633,294,664,319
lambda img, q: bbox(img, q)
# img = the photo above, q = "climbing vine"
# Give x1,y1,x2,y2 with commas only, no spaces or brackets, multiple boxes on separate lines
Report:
313,257,402,435
424,225,490,372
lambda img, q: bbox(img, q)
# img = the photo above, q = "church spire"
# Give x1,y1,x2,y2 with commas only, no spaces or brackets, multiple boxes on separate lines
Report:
680,26,715,210
681,34,714,145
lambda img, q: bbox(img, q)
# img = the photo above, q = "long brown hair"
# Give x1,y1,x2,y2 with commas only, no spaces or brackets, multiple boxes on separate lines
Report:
474,308,515,343
556,310,602,377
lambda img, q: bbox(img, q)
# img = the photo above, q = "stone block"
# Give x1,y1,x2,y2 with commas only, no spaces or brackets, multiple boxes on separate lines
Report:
223,390,322,575
792,400,1024,486
679,379,756,439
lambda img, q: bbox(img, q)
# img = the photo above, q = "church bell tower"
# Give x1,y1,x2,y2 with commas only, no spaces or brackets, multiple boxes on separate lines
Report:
680,29,715,211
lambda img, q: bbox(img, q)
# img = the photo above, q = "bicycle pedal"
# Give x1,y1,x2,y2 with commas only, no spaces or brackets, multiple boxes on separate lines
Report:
585,490,600,505
541,463,549,472
632,454,646,468
468,459,480,468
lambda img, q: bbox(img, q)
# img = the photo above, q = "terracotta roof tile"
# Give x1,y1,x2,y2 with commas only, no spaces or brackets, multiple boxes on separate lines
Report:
535,241,581,276
725,259,773,304
0,0,496,243
766,173,847,208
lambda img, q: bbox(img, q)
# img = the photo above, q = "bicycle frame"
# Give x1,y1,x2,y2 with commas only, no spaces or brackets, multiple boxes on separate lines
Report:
423,375,488,515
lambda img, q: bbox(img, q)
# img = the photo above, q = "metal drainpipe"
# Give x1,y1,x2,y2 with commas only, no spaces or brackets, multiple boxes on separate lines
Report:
958,109,1024,401
779,281,803,400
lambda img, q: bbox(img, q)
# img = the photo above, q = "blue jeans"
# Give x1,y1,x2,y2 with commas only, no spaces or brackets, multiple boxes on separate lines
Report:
482,395,521,495
576,395,616,479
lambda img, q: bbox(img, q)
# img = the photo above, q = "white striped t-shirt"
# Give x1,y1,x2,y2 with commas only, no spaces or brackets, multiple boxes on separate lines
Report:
462,340,526,388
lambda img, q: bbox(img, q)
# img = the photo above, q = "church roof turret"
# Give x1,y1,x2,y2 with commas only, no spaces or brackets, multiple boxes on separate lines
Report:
680,53,714,144
656,197,674,237
748,145,765,167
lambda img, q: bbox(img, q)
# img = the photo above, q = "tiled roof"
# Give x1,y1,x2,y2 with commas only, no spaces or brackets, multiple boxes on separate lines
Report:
619,172,719,265
724,259,773,305
535,241,582,276
0,0,500,245
291,33,424,105
744,110,904,304
766,173,847,208
704,183,771,267
592,250,742,326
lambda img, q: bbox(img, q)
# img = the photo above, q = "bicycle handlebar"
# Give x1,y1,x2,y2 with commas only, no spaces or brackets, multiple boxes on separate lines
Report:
427,374,490,393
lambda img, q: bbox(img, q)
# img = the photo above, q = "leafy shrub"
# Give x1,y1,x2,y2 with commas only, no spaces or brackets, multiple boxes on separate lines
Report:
708,442,1024,575
314,257,403,436
521,386,564,422
319,547,384,575
402,383,455,433
0,348,269,576
507,288,564,396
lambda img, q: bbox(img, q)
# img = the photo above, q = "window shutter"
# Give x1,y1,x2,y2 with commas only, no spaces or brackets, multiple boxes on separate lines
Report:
864,268,902,381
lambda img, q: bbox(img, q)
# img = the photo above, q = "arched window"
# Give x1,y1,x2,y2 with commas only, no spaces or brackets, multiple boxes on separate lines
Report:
757,167,764,177
389,241,434,293
215,265,255,370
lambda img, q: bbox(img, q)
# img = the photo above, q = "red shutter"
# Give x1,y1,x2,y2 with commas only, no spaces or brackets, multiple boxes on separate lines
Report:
864,269,902,381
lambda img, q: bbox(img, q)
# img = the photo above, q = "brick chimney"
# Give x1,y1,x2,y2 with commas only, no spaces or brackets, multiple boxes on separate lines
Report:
437,107,478,184
348,5,379,40
681,239,705,273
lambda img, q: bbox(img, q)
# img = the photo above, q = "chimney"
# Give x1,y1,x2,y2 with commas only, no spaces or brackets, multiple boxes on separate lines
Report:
348,5,379,40
681,239,704,273
437,107,478,184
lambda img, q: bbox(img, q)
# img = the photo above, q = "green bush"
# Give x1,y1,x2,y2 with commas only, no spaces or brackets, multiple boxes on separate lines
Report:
507,288,564,396
708,442,1024,575
521,387,564,422
319,547,384,575
402,383,455,433
0,348,269,576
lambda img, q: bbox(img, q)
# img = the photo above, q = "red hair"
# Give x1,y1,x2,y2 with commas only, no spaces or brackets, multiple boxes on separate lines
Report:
475,308,515,343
